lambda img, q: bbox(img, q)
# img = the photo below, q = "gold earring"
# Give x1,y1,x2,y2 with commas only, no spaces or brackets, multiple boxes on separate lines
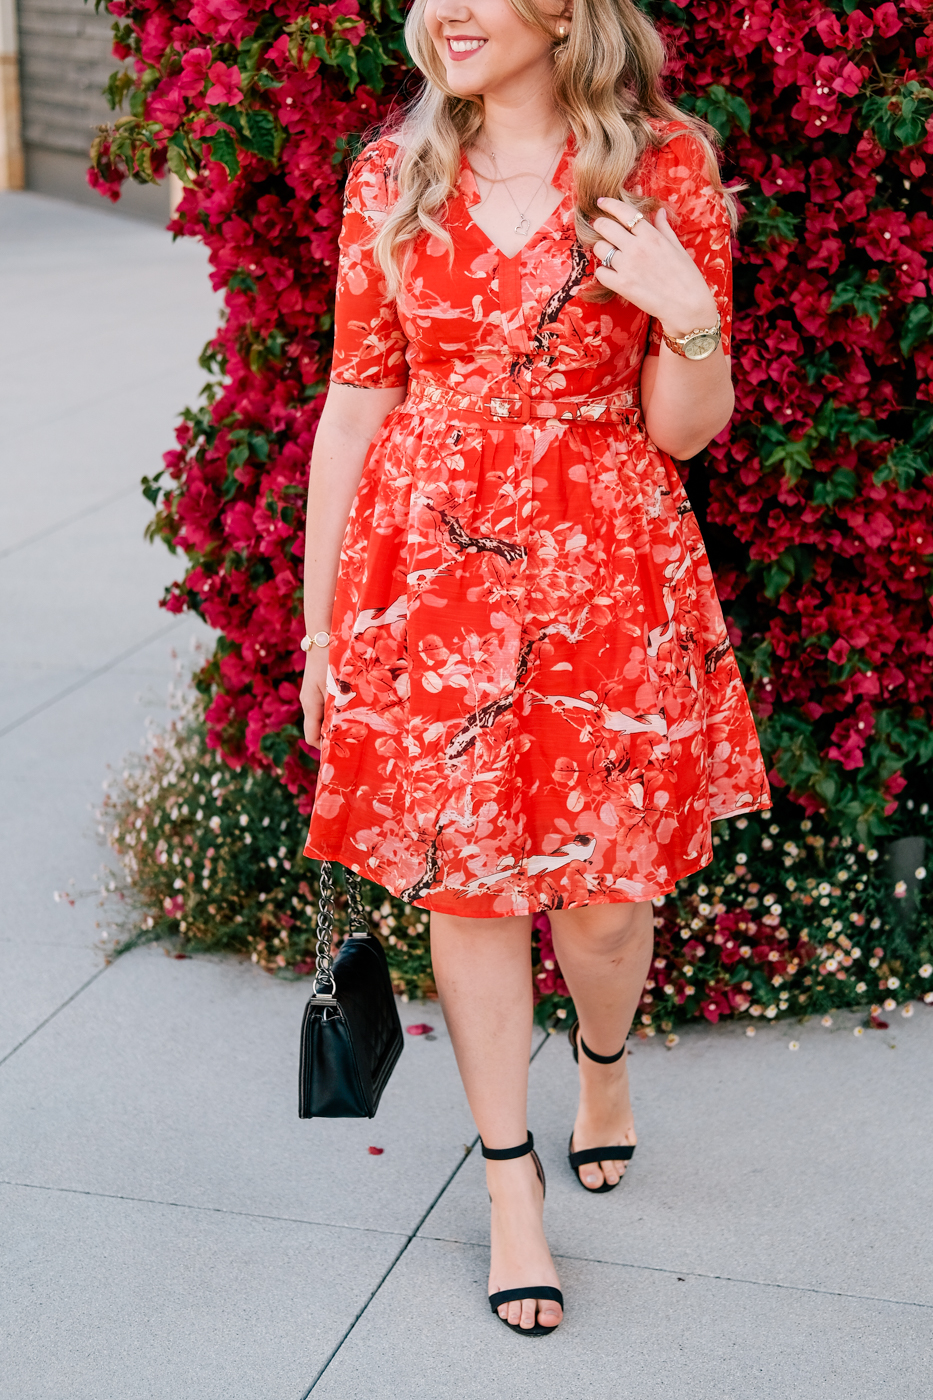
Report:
557,23,567,35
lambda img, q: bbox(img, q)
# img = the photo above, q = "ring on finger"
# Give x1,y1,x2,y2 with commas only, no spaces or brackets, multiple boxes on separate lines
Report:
601,247,616,269
622,210,644,234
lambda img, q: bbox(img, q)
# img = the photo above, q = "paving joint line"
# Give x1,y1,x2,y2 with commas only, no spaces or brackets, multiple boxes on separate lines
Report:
298,1139,480,1398
301,1031,552,1396
0,484,138,561
0,1178,413,1241
0,618,184,740
3,1174,929,1318
413,1230,933,1311
0,967,110,1071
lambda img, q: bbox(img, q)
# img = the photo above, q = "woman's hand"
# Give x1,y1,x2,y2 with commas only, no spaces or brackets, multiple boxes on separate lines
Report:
300,646,330,748
591,196,719,337
591,195,733,458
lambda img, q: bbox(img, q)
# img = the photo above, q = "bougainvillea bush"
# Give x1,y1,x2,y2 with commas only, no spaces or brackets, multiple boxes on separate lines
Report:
90,0,933,842
101,688,933,1028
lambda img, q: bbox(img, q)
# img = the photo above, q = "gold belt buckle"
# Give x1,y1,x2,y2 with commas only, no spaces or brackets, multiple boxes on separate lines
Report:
488,396,524,420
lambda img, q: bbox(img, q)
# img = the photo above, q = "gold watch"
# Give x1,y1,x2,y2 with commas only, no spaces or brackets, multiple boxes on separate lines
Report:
661,315,722,361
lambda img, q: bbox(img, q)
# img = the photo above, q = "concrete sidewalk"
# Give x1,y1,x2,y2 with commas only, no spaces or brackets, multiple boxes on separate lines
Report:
1,191,931,1400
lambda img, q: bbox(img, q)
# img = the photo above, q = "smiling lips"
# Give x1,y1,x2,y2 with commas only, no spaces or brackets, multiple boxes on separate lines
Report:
447,36,487,60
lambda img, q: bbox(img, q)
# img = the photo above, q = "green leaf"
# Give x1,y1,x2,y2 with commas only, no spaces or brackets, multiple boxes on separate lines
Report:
211,104,247,140
873,444,930,491
206,128,240,178
239,108,279,162
813,774,838,805
260,726,303,767
900,300,933,357
248,432,270,461
830,267,890,327
221,468,242,501
750,544,815,601
910,408,933,446
812,399,884,448
141,470,165,506
760,422,814,483
166,141,195,187
811,467,858,507
740,191,799,248
103,69,134,111
693,84,752,140
762,554,794,601
227,270,257,293
861,84,933,151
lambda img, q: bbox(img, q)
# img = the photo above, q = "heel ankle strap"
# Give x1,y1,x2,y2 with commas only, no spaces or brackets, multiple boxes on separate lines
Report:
578,1029,626,1064
480,1131,535,1160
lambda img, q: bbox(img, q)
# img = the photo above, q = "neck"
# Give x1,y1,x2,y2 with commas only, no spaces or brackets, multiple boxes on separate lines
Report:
478,79,567,159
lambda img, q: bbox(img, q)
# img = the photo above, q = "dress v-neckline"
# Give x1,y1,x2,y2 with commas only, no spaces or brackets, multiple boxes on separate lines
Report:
459,139,574,262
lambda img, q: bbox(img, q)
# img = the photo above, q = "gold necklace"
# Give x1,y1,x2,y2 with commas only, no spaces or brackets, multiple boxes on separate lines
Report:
477,138,566,235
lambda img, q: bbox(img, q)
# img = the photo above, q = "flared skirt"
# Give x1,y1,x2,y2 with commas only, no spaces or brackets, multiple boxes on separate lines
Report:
304,403,770,916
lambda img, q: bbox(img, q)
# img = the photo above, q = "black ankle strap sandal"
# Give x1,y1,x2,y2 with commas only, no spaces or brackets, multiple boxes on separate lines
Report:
567,1021,636,1194
569,1018,627,1065
482,1132,563,1337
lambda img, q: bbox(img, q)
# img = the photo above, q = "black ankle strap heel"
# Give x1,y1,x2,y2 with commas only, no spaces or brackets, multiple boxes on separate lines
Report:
567,1021,636,1194
481,1130,539,1162
482,1132,563,1336
569,1018,627,1064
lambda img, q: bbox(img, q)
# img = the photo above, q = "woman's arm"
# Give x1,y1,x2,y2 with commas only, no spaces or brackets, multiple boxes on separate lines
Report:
592,197,734,460
639,342,734,461
300,381,406,746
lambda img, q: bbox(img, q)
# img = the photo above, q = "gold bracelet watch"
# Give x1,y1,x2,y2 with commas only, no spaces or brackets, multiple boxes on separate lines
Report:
661,315,722,361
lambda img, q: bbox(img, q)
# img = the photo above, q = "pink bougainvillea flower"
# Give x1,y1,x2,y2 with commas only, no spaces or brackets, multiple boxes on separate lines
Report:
406,1023,434,1036
368,1146,384,1155
188,0,251,42
178,46,213,96
204,61,243,106
873,3,902,37
86,0,933,904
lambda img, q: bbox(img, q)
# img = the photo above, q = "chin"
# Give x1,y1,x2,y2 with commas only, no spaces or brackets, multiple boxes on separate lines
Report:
442,71,485,98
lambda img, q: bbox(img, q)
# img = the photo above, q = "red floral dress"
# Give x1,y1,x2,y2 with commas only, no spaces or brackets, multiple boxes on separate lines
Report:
304,123,770,917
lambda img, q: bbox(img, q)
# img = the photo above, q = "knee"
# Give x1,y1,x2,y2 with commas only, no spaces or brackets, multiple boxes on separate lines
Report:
550,901,651,959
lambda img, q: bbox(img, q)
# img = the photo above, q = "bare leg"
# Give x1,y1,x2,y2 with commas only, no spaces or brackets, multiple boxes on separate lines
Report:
548,901,653,1189
430,911,563,1331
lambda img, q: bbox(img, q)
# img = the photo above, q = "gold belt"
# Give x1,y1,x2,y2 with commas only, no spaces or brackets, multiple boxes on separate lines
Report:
403,379,640,425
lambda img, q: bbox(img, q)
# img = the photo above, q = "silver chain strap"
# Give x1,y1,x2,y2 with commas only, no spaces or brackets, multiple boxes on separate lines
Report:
312,862,370,998
345,868,369,936
312,861,337,997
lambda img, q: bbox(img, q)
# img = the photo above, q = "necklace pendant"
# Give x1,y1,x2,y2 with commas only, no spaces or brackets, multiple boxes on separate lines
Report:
515,217,530,234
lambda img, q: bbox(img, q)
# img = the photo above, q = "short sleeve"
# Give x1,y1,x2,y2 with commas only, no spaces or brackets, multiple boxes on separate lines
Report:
636,130,733,358
330,142,410,389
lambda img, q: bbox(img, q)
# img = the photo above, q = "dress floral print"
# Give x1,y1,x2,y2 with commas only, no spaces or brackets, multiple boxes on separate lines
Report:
305,122,770,917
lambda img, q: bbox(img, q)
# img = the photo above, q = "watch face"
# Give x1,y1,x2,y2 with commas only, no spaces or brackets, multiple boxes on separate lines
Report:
684,332,719,360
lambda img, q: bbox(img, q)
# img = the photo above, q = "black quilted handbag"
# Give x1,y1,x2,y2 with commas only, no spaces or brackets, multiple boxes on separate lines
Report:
298,862,404,1118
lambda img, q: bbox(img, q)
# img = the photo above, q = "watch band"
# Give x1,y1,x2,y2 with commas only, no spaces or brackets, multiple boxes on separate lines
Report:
661,315,722,359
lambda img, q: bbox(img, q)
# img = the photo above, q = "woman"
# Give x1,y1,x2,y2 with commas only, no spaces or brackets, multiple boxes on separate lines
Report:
301,0,769,1336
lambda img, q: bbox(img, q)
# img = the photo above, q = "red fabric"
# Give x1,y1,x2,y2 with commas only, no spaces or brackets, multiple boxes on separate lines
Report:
305,125,768,916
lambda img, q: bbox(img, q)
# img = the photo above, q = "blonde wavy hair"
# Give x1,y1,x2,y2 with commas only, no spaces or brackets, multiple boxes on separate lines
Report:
372,0,735,297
